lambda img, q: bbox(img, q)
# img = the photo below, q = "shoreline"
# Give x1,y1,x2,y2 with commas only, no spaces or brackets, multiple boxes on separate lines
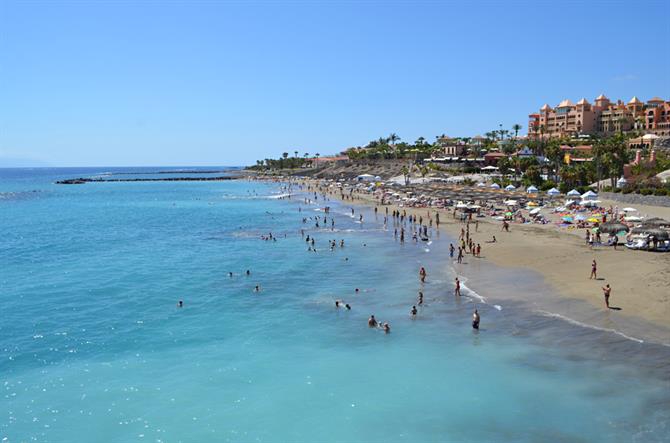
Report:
289,176,670,345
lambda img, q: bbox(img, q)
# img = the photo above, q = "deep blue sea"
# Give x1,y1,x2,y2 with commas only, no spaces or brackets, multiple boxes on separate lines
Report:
1,167,669,442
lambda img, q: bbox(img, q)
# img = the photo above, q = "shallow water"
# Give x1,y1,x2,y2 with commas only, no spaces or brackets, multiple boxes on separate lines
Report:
1,168,669,442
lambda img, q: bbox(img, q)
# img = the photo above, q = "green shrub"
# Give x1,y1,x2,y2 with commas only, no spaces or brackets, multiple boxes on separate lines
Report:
622,188,633,194
539,180,556,191
612,188,622,193
640,188,654,196
654,188,668,196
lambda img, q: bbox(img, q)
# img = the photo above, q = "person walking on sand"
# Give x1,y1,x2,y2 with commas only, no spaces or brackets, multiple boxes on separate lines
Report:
454,277,461,296
590,259,597,280
602,284,611,308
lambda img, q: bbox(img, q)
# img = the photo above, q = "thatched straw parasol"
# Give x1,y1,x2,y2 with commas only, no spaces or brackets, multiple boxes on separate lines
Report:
631,227,669,239
641,217,669,228
599,222,629,234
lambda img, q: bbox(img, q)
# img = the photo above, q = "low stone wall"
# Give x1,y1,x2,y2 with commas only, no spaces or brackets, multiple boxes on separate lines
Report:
600,192,670,207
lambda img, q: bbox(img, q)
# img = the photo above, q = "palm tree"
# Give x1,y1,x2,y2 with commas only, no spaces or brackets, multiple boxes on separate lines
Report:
512,124,522,139
389,133,400,145
294,150,298,158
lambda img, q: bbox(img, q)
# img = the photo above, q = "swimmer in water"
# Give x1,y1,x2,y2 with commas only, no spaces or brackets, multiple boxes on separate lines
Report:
177,300,183,308
355,288,360,294
368,315,378,327
246,270,251,276
345,304,351,310
229,272,233,278
382,322,391,334
335,300,341,308
254,285,261,292
472,309,480,330
418,291,424,305
411,305,417,316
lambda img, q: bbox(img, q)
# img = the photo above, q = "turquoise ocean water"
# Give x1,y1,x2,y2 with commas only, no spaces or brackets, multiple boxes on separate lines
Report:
1,167,669,442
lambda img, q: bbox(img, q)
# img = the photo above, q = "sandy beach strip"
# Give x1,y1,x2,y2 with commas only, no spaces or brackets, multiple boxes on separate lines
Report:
296,178,670,341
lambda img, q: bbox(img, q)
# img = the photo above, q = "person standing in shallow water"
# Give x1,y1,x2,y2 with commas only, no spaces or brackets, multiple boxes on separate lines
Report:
454,277,461,296
419,267,427,283
472,309,480,329
602,284,611,308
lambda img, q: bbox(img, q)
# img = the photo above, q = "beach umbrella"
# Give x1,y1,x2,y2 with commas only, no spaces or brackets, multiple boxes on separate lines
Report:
547,188,561,196
631,227,669,240
575,214,586,221
587,217,600,223
622,207,637,213
599,222,629,234
490,183,501,189
562,216,574,223
567,189,580,197
526,185,539,193
504,184,516,191
529,208,541,215
641,217,669,227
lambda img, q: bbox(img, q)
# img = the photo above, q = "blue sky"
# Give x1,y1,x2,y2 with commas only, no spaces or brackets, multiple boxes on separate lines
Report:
1,0,668,167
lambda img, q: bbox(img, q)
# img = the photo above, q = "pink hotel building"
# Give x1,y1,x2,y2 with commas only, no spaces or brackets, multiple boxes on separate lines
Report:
528,95,670,139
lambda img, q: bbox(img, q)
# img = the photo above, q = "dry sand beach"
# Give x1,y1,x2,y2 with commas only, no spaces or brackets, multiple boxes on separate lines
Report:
297,177,670,344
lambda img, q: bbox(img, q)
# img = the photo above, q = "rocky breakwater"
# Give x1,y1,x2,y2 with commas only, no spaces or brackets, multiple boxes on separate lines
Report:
56,176,237,184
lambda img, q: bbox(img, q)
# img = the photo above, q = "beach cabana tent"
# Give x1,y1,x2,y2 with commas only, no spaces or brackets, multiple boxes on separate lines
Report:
490,183,501,189
616,177,627,189
547,188,561,196
504,185,516,191
356,174,376,182
526,185,539,193
567,189,581,197
581,190,598,200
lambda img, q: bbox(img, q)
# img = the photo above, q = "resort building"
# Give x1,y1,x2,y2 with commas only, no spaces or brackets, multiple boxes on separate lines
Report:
528,95,670,139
